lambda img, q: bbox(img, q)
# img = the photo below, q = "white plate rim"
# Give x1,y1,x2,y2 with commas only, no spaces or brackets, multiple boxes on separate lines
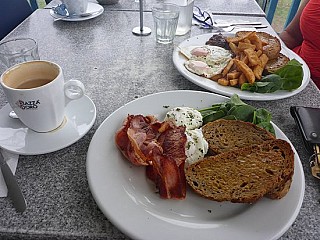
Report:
86,90,305,240
172,33,310,101
49,2,104,22
0,95,96,155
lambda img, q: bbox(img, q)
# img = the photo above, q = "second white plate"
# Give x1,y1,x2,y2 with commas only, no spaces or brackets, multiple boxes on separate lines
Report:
173,33,310,101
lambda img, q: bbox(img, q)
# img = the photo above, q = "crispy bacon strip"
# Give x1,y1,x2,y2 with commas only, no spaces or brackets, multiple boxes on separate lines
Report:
115,115,160,165
158,125,187,166
115,115,187,199
146,125,187,199
148,152,186,199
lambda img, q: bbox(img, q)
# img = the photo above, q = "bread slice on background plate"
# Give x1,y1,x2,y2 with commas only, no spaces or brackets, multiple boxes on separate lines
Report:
185,139,294,203
235,31,281,60
264,53,290,74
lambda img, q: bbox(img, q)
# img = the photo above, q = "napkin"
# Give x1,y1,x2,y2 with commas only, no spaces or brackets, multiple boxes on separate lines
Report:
53,4,68,16
0,149,19,197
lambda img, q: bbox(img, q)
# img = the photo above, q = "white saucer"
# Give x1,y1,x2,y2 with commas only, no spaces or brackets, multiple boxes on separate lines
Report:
0,95,96,155
50,2,104,22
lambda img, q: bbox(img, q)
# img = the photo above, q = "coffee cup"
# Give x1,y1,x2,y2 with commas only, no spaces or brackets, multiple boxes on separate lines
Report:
0,60,85,132
61,0,88,15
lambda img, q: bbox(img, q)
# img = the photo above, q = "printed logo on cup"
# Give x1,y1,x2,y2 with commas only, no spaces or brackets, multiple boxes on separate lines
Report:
16,100,41,110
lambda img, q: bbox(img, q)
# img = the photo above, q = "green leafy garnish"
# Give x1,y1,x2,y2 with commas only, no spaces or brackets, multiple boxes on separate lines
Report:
198,94,275,135
241,59,303,93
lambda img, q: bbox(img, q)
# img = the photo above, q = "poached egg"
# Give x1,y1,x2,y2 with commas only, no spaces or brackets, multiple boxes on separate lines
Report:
164,107,208,166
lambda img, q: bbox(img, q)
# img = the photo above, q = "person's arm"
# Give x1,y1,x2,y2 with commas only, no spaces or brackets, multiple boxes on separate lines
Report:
279,0,310,49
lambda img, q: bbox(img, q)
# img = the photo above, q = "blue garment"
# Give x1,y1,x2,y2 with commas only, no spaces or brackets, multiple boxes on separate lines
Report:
0,0,33,40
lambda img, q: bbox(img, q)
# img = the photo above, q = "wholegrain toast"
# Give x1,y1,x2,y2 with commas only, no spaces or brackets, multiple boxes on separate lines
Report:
264,53,290,74
185,139,294,203
236,31,281,60
202,119,275,156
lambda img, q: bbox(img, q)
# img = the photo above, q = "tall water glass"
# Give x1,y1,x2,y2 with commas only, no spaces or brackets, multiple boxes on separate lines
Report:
152,4,180,44
0,38,40,69
175,0,194,35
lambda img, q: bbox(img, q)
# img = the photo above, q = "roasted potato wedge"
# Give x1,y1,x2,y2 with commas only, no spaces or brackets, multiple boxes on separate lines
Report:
233,59,255,83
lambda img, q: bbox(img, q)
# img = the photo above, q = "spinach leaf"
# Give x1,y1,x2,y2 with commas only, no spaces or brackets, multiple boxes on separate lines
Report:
241,59,303,93
253,108,272,125
202,110,225,123
227,105,256,122
276,59,304,90
198,94,275,134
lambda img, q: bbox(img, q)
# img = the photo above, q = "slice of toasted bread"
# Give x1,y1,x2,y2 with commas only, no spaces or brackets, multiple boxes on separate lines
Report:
185,139,294,203
264,53,290,74
266,178,293,199
202,119,275,156
236,31,281,60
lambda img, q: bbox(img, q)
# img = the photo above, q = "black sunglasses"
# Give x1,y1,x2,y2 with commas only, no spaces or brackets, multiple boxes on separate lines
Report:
193,6,213,29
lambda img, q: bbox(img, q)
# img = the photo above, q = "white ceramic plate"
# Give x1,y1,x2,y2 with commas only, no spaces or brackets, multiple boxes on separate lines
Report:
0,95,96,155
172,33,310,101
87,90,305,240
50,2,104,22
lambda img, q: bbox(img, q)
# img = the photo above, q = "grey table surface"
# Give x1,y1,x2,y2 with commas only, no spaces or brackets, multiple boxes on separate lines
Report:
47,0,266,16
0,7,319,240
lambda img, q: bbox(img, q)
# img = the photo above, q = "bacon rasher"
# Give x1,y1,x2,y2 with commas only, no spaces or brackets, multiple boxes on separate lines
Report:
115,115,160,165
146,125,187,199
115,114,187,199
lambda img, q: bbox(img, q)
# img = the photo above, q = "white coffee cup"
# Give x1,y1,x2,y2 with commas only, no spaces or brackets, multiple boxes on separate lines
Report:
62,0,88,15
0,60,85,132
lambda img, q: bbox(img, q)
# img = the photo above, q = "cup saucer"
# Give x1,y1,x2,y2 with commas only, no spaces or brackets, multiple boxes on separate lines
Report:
0,95,96,155
50,2,104,22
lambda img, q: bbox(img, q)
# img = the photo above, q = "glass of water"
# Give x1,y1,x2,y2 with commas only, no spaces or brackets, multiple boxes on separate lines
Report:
0,38,40,69
152,3,180,44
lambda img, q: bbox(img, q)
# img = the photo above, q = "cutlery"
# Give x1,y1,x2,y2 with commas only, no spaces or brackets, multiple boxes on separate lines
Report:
0,152,27,212
212,21,263,28
228,24,268,29
194,21,267,31
222,24,268,32
194,23,267,32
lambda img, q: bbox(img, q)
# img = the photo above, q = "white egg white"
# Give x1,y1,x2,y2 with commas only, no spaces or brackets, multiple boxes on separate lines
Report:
185,128,208,167
180,45,232,78
164,107,203,130
184,60,215,78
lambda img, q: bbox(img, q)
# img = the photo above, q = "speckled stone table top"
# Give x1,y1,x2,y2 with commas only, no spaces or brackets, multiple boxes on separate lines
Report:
0,7,319,240
46,0,266,16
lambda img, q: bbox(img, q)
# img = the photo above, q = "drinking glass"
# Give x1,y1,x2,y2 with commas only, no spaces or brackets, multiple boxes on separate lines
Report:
165,0,194,35
152,3,180,44
0,38,40,69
